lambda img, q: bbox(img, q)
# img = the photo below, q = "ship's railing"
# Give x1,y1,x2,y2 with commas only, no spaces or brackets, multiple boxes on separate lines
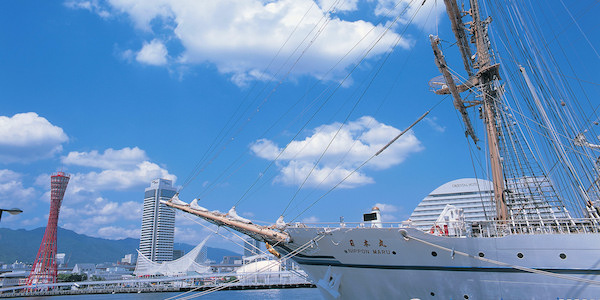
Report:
290,218,600,237
463,218,600,237
287,221,412,229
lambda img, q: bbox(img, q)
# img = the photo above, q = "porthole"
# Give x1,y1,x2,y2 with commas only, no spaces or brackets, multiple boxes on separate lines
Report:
431,251,438,257
392,251,397,255
517,252,524,259
559,253,566,259
464,295,469,299
430,292,435,296
478,252,485,257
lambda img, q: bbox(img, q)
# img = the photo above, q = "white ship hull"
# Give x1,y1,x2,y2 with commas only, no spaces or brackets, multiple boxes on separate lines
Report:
280,227,600,299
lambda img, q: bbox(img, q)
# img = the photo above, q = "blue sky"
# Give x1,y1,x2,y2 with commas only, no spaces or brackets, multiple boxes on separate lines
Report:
0,0,598,251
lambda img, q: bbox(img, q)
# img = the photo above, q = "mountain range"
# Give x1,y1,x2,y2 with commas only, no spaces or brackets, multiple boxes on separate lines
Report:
0,227,241,265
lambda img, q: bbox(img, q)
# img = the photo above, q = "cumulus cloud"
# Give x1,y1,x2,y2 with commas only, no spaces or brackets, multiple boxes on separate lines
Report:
21,217,42,227
97,226,140,239
35,146,177,239
64,161,176,194
317,0,359,12
60,197,142,239
373,202,401,221
373,0,446,31
424,116,446,133
64,197,140,221
0,112,68,163
62,222,141,240
176,212,203,226
251,116,423,188
68,0,415,84
64,0,111,18
61,147,176,193
0,170,36,223
62,147,148,169
276,160,374,188
302,216,319,223
175,226,213,245
136,39,168,66
0,170,36,207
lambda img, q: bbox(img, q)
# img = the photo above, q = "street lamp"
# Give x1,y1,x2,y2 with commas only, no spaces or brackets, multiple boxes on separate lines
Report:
0,208,23,222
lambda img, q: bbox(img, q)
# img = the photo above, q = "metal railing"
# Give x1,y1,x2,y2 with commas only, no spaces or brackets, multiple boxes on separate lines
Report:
466,218,600,237
0,270,312,298
290,217,600,238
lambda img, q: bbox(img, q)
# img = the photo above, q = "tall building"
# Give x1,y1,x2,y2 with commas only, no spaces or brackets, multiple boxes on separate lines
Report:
172,249,184,260
139,179,177,262
121,254,135,265
243,238,262,257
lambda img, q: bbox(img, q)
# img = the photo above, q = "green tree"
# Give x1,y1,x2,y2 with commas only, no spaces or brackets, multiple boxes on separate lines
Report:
57,273,87,282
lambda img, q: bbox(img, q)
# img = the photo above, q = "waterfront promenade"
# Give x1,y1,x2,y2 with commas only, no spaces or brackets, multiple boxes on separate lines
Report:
0,271,315,298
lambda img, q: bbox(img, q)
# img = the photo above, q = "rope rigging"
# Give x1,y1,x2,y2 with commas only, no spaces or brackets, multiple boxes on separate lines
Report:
231,0,422,210
290,96,447,223
178,0,343,194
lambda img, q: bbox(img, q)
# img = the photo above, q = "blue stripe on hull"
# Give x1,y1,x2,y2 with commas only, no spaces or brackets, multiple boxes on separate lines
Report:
293,259,600,275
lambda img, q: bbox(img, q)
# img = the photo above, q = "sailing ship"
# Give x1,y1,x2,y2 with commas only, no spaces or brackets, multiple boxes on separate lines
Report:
166,0,600,298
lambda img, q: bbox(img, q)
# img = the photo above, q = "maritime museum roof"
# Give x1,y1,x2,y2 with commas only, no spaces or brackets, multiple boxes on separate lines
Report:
428,178,493,196
409,178,495,231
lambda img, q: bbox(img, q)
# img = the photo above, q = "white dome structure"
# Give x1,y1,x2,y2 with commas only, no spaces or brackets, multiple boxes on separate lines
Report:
409,178,495,231
236,260,281,274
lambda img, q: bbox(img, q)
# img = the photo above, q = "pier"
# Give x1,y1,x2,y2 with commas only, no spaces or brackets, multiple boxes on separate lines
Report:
0,271,315,298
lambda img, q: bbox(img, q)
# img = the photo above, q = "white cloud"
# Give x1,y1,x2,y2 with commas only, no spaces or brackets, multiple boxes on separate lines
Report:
97,226,140,239
424,116,446,133
241,211,255,218
302,215,319,223
60,197,143,239
106,0,174,31
373,0,446,31
66,161,176,193
30,146,177,240
251,116,423,188
374,202,398,213
374,202,397,221
317,0,359,12
61,147,176,193
63,221,140,240
21,217,42,227
71,0,413,84
64,0,111,18
0,112,68,163
176,212,202,226
277,160,374,188
44,146,176,239
119,49,134,62
0,169,37,208
62,147,148,169
175,226,213,245
136,39,168,66
62,197,142,222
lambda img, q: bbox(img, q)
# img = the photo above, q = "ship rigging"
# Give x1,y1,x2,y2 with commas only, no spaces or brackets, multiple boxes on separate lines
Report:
166,0,600,298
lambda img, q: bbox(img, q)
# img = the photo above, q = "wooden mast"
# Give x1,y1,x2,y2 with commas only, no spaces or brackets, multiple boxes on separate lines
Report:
434,0,507,220
468,0,507,221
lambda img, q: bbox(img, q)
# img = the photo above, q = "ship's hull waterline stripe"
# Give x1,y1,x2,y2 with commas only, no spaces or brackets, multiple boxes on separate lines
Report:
293,259,600,275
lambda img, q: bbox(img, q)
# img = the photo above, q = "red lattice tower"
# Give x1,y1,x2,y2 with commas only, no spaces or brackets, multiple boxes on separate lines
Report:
26,172,70,286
